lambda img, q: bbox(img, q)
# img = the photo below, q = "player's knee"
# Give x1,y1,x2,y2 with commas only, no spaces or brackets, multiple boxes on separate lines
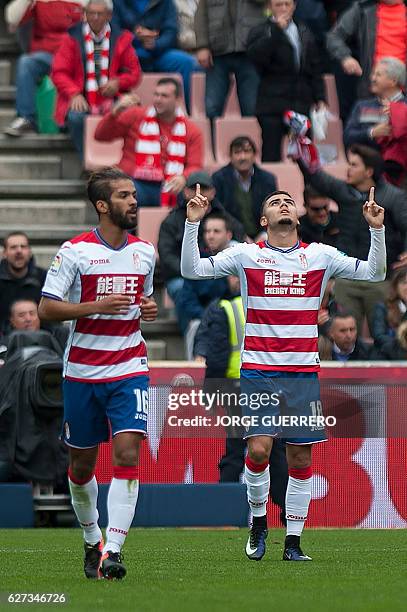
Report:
114,448,138,466
287,448,311,469
69,460,94,482
247,441,270,465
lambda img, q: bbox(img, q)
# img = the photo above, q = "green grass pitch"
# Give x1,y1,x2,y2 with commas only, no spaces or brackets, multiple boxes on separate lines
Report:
1,528,406,611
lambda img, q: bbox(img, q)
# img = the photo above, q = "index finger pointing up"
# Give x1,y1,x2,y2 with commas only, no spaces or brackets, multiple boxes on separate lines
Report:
369,186,375,204
196,183,200,196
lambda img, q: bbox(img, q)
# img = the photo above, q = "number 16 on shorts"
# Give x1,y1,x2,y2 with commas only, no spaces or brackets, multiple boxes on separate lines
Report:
134,388,148,422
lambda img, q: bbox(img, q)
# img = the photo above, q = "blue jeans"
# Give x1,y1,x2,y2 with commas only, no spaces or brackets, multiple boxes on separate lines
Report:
205,52,260,119
166,277,184,303
66,110,87,159
16,51,53,125
133,179,161,207
140,49,200,112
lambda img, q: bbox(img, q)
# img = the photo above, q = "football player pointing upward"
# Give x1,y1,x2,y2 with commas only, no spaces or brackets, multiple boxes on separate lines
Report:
181,185,385,561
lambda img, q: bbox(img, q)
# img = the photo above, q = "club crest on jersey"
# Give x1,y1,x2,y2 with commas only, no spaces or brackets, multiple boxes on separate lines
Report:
133,252,141,269
299,253,308,270
49,254,62,276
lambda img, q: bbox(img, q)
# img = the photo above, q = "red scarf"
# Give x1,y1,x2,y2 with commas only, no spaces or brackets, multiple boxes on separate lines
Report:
134,106,187,207
284,110,321,173
83,22,111,115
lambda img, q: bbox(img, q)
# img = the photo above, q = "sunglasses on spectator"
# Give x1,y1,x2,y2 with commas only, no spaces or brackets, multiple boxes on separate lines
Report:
309,205,329,211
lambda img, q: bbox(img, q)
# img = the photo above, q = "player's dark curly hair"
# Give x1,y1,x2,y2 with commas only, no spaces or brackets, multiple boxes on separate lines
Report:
261,190,294,216
87,167,133,212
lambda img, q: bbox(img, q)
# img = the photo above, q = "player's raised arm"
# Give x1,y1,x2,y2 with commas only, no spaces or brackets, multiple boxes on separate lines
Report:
328,187,387,281
181,184,218,279
181,185,242,279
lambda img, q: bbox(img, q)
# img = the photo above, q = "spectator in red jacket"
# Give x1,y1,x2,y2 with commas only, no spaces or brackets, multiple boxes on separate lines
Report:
51,0,141,159
4,0,84,136
95,77,203,206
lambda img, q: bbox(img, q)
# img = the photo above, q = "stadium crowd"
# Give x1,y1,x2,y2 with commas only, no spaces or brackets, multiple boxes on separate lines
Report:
1,0,407,555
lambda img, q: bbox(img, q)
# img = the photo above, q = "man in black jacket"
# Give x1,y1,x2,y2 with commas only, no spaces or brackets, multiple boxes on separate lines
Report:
297,143,407,333
247,0,326,161
300,184,339,247
212,136,277,239
157,171,245,305
327,313,379,361
0,232,46,336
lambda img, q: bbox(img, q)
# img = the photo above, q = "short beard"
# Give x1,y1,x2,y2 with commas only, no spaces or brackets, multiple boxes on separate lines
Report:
277,218,294,226
108,205,137,230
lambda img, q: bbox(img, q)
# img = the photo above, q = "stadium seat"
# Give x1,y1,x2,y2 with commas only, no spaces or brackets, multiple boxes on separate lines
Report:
163,289,175,309
223,76,241,117
323,74,340,118
191,73,242,119
133,72,185,110
137,207,171,253
324,161,348,181
190,72,206,118
191,117,216,171
84,115,123,171
214,117,262,165
261,162,305,214
319,118,346,162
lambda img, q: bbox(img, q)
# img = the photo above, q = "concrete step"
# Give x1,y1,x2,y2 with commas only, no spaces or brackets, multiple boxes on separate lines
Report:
0,179,86,198
142,318,183,360
0,224,91,242
0,133,73,151
0,155,62,179
0,134,81,178
0,61,11,87
0,38,19,55
31,246,59,269
0,200,88,225
145,340,167,360
0,108,15,130
0,85,15,102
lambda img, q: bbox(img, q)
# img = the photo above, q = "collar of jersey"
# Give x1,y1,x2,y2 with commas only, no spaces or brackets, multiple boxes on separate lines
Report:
94,228,128,251
264,239,300,253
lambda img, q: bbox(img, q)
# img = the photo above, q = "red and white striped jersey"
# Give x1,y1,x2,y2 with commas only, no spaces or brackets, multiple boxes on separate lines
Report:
42,229,155,382
181,222,387,373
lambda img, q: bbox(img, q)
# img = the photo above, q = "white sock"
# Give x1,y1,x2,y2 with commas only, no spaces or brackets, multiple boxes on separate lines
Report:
286,474,312,537
244,460,270,517
103,477,139,554
68,474,103,545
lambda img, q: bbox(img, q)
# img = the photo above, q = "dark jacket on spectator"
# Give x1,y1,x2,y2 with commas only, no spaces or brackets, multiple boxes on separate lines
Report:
330,337,379,361
299,211,340,247
194,299,231,375
211,163,277,238
52,22,141,125
113,0,177,59
344,95,407,148
0,258,46,335
326,0,407,99
194,0,266,55
158,197,245,283
298,161,407,274
247,18,326,116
